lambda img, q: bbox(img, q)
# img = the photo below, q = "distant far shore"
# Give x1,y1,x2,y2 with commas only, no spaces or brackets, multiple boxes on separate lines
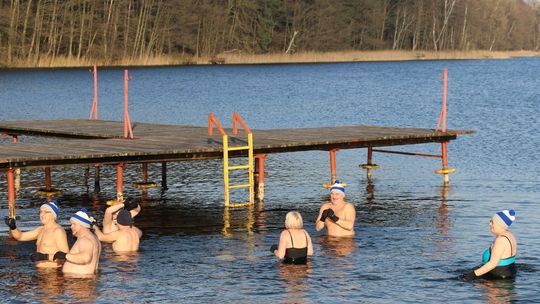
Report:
3,50,540,69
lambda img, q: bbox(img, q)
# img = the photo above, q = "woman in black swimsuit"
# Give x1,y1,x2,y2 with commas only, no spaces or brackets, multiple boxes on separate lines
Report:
271,211,313,264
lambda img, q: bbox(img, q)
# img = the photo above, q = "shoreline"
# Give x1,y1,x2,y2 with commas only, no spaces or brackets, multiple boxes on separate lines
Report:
2,50,539,69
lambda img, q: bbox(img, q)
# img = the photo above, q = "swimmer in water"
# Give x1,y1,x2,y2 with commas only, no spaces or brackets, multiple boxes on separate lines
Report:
462,209,517,280
61,209,101,275
270,211,313,264
5,201,68,268
93,209,142,253
315,180,356,237
102,199,140,234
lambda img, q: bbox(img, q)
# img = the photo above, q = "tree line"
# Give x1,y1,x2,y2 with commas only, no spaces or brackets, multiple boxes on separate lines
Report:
1,0,539,66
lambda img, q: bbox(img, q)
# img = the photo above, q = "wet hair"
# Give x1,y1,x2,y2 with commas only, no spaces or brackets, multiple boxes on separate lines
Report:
285,211,303,229
116,209,132,226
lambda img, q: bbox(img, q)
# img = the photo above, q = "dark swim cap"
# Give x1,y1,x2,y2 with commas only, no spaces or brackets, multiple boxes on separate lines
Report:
116,209,132,226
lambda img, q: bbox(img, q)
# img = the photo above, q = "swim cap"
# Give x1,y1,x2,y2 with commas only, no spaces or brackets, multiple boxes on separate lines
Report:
41,200,59,219
330,180,345,196
116,209,132,226
70,208,92,228
492,209,516,229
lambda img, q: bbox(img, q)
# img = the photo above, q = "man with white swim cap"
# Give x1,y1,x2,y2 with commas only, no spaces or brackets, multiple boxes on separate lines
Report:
315,180,356,237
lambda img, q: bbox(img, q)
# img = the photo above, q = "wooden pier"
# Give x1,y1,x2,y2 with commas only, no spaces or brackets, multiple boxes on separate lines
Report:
0,119,472,168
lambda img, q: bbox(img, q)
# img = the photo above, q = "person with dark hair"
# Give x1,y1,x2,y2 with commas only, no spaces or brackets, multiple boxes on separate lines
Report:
5,201,68,268
102,200,140,234
93,209,142,253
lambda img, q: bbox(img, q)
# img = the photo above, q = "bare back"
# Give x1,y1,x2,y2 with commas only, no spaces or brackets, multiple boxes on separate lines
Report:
112,227,141,253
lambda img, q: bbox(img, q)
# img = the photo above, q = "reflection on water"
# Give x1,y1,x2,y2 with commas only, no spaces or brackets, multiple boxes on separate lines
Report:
278,263,312,304
317,236,357,257
35,268,98,304
477,279,517,304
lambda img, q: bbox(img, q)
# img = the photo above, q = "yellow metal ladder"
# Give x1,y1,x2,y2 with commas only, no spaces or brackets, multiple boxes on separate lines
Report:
208,112,254,207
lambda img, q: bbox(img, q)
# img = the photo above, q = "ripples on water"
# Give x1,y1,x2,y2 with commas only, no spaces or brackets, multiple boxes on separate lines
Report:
1,58,539,303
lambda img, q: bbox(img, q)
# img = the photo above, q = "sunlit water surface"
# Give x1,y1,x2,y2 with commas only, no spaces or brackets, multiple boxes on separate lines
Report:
0,58,539,303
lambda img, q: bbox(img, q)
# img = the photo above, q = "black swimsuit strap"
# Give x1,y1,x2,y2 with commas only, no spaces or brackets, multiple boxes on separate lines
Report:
287,230,294,248
501,235,513,255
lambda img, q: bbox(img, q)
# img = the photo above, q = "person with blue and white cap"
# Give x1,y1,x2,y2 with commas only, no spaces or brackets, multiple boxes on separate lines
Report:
4,200,68,268
315,180,356,237
462,209,518,280
61,208,101,275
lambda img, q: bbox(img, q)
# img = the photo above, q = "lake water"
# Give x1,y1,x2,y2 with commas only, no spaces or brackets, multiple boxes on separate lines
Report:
0,58,539,303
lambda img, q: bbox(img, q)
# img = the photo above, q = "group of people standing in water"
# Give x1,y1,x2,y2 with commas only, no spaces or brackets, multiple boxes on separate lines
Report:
4,180,517,281
270,181,518,281
4,199,142,276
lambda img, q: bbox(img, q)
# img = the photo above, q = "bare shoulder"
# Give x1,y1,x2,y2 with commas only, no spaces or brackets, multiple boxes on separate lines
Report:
344,202,356,211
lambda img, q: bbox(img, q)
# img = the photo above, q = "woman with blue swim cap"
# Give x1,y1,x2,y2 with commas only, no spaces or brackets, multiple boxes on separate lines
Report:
462,209,517,280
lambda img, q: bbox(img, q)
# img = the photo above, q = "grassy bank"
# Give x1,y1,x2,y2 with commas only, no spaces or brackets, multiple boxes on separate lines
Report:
4,50,540,69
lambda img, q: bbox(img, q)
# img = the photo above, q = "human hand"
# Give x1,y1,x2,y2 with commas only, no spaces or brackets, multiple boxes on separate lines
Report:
320,209,331,222
53,251,67,261
123,200,139,211
327,209,339,222
270,244,278,253
30,252,49,262
460,271,478,281
4,217,16,230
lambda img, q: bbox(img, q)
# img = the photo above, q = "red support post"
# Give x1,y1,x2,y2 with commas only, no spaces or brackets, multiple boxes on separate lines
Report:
142,163,148,183
12,135,18,143
117,163,124,201
329,149,338,183
124,70,134,139
435,67,455,184
7,168,15,218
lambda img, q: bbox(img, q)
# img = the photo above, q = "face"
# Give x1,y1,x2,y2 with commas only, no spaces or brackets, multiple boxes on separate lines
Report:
70,220,81,236
330,191,345,204
39,206,54,224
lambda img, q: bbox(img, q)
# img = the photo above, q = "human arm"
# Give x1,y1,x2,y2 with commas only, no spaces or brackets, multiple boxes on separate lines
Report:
473,237,509,277
274,230,289,259
103,204,124,234
93,224,119,243
10,226,42,242
306,231,314,256
315,205,330,232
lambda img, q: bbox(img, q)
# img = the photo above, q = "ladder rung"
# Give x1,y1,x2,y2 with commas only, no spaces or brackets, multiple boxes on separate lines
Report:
229,202,253,208
229,164,249,170
228,183,250,189
228,146,250,151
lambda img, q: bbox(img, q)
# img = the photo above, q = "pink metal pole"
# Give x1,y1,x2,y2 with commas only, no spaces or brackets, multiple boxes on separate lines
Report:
12,135,18,143
124,70,133,139
117,163,124,199
89,65,98,120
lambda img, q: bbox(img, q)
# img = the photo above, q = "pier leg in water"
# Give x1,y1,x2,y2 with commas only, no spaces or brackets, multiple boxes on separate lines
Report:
107,163,125,205
36,166,61,198
254,155,266,202
161,162,168,191
323,149,341,188
360,146,380,181
133,163,156,190
94,164,101,193
435,141,455,185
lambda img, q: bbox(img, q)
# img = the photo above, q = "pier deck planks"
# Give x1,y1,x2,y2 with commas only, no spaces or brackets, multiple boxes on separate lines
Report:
0,119,474,169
